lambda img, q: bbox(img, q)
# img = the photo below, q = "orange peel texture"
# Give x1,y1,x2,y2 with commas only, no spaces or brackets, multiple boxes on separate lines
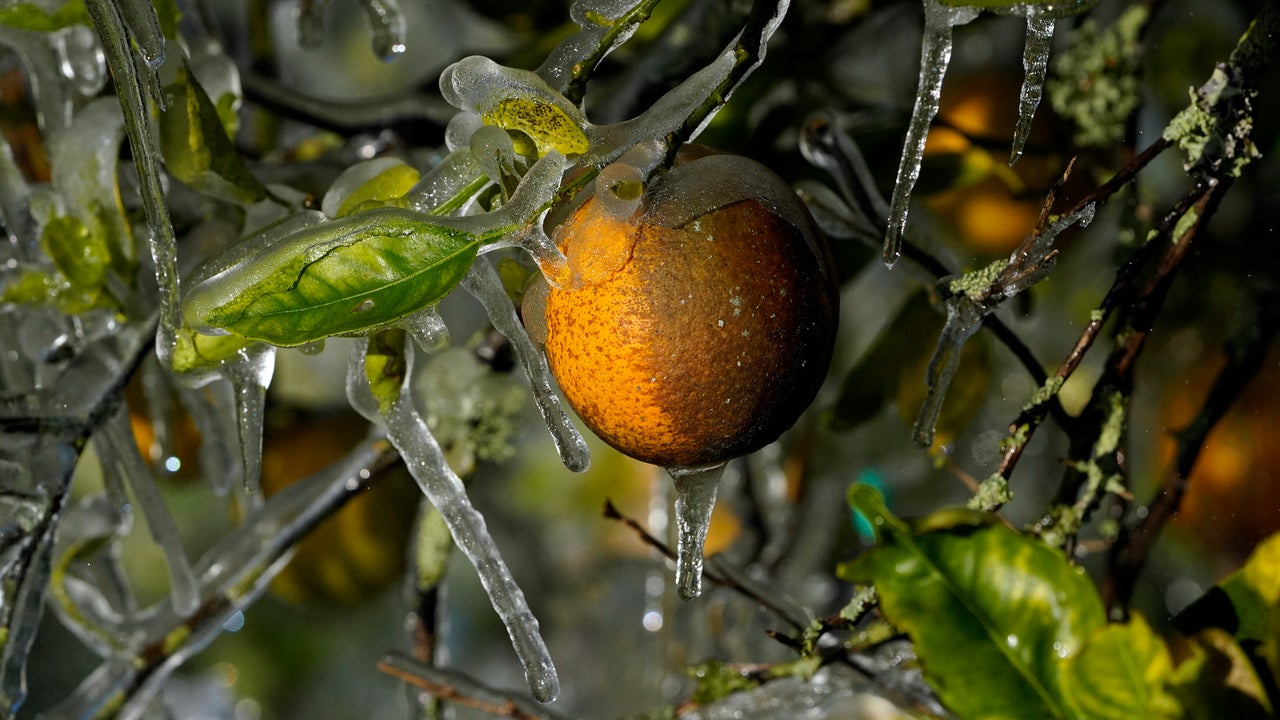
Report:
544,154,839,467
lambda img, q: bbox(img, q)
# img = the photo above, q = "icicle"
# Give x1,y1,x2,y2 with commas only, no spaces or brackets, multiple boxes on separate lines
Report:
461,258,590,472
116,0,166,68
883,2,979,267
346,339,560,701
667,462,726,599
1011,17,1055,165
223,348,275,496
912,297,985,449
403,306,451,354
96,410,201,616
358,0,407,61
296,0,330,49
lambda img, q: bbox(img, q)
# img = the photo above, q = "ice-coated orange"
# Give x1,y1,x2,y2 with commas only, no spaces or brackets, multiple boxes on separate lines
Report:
543,153,839,467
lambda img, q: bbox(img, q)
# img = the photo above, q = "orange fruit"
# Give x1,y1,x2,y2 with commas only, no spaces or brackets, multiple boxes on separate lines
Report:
542,153,839,467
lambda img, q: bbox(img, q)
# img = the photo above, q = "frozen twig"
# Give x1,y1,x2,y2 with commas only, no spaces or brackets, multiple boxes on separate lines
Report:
378,655,576,720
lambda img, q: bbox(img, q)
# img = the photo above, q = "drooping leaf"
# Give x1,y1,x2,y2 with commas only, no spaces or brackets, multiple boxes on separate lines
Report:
839,484,1105,719
1170,629,1273,719
158,63,267,204
1059,614,1182,720
183,208,479,347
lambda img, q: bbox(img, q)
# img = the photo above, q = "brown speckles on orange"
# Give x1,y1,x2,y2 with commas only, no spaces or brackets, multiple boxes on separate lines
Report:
543,154,839,467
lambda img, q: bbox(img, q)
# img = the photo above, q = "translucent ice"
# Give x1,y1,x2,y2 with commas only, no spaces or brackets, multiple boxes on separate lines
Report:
51,25,107,97
461,258,590,472
358,0,407,61
883,1,980,266
1011,17,1055,165
346,339,559,701
667,462,727,599
403,306,451,354
912,297,984,448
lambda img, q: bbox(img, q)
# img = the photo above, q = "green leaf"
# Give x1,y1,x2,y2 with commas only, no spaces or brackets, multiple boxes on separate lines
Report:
336,164,422,218
1177,531,1280,642
183,208,479,347
1059,614,1181,719
169,325,254,375
365,329,408,417
158,63,267,204
0,2,90,32
839,485,1106,719
41,214,109,290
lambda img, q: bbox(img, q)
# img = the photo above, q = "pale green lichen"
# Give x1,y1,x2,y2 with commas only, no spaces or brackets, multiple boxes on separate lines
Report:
968,473,1013,513
1023,376,1065,412
947,259,1006,301
1048,5,1148,148
1171,206,1199,244
1093,391,1127,458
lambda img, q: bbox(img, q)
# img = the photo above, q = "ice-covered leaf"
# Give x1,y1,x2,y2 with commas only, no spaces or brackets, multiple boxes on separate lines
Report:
169,325,254,376
40,214,109,291
184,152,563,347
364,329,408,417
441,56,590,158
839,484,1106,719
0,2,91,32
158,63,267,204
183,208,479,346
333,162,421,218
1059,614,1181,720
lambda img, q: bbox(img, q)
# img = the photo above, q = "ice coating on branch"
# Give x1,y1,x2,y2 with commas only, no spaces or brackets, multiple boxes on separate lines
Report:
461,258,590,472
470,125,520,196
117,0,166,68
358,0,407,61
346,339,560,701
537,0,652,94
96,410,201,616
1011,17,1055,165
912,298,984,448
224,347,274,495
668,463,726,599
51,25,107,97
884,1,980,266
405,148,486,213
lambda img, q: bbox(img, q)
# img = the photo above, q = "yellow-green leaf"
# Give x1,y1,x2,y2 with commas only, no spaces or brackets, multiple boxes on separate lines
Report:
159,63,266,204
40,214,109,290
336,164,422,218
1060,614,1181,720
0,1,90,32
365,329,408,417
483,97,589,158
1170,629,1272,719
1177,531,1280,642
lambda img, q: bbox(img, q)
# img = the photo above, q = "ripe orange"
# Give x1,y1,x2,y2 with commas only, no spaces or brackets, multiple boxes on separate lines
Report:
542,153,839,467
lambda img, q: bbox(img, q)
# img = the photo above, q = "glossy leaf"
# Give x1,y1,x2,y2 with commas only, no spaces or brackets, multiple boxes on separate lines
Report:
183,208,479,347
1060,614,1181,719
839,484,1105,719
158,63,267,204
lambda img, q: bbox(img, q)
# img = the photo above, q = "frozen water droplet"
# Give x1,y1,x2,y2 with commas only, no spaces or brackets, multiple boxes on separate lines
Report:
667,462,726,599
51,25,107,96
1010,17,1055,165
360,0,407,62
884,2,979,266
403,306,450,354
462,259,590,472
